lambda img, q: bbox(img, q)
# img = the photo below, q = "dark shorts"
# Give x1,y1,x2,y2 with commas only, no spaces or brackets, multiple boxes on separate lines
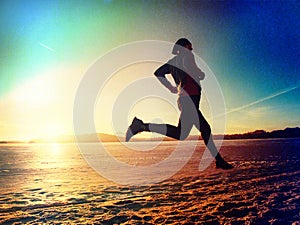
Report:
177,95,200,112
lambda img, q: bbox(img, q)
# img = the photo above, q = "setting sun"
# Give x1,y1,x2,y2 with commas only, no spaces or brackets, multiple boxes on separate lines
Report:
11,75,56,105
44,124,66,139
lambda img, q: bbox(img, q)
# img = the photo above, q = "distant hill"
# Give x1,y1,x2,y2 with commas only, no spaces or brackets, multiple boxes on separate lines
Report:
2,127,299,144
120,127,300,141
161,127,300,141
76,133,120,142
223,127,300,140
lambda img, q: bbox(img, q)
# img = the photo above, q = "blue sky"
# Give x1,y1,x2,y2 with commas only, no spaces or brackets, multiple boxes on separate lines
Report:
0,0,299,139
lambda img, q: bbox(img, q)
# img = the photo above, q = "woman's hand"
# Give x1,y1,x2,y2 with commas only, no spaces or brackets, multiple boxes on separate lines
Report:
168,86,178,94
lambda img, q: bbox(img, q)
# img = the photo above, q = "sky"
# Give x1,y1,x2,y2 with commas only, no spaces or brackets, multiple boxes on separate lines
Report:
0,0,299,140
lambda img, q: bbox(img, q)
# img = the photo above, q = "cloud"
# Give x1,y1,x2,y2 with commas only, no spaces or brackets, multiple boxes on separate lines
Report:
38,42,56,52
225,85,300,115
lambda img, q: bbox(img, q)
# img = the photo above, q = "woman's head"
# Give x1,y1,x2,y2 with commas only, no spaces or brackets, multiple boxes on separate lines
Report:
172,38,192,55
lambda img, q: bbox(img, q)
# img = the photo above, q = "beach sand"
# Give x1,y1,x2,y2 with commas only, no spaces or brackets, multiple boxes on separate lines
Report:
0,139,299,224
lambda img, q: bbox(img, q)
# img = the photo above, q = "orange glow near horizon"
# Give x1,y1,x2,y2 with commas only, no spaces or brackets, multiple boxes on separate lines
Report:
0,63,297,141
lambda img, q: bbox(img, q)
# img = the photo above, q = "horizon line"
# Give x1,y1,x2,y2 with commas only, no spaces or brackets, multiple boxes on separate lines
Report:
1,126,299,142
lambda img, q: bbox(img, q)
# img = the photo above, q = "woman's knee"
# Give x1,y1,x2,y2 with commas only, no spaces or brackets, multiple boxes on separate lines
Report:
199,118,211,133
179,134,188,140
179,129,190,140
203,123,211,134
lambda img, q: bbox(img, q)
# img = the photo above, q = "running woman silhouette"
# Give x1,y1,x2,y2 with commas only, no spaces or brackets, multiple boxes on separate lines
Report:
126,38,233,170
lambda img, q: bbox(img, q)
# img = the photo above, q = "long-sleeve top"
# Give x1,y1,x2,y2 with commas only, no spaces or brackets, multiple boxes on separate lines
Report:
154,51,205,96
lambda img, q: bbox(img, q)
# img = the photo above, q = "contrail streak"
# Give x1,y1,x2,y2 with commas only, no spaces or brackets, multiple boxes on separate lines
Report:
224,85,300,115
38,42,55,52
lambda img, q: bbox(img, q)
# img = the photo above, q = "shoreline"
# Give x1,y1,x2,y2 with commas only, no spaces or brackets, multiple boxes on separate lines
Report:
1,136,300,145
